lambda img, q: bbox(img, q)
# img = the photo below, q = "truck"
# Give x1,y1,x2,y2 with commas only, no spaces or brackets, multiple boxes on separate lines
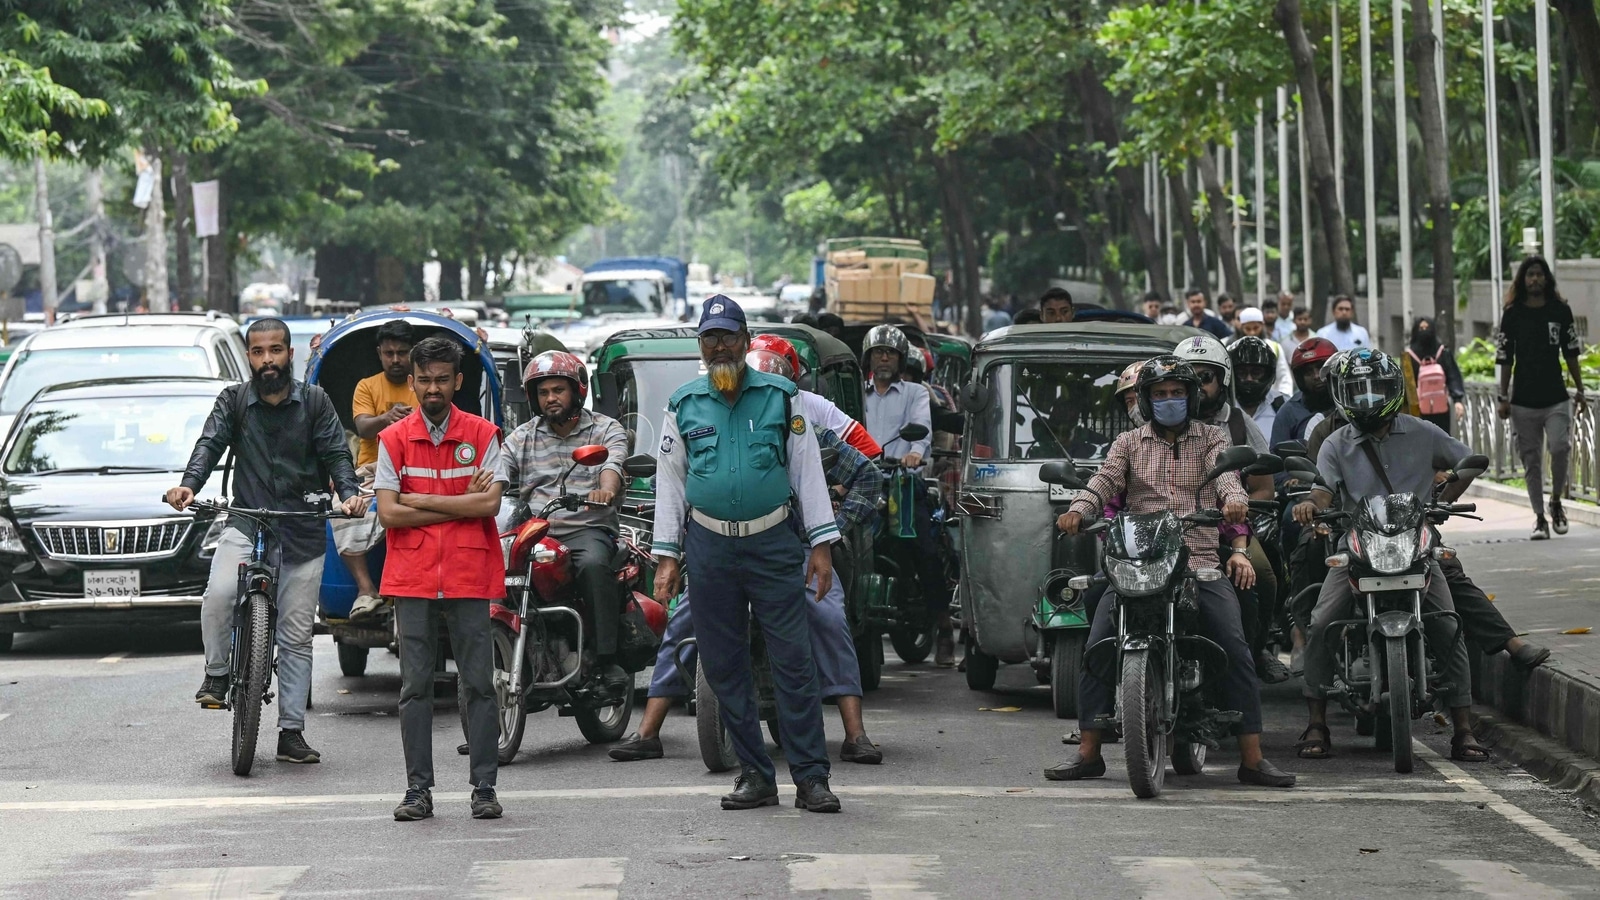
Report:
580,257,690,319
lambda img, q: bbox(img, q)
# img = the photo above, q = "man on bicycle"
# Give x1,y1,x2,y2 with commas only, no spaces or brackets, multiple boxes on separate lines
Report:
166,318,365,765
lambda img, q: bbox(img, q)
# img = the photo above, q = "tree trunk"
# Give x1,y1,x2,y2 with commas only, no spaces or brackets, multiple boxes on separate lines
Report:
1409,0,1456,342
85,167,108,313
1077,63,1170,302
32,156,56,320
467,255,485,300
206,179,234,314
1552,0,1600,120
1168,169,1207,294
143,153,169,312
1275,0,1357,300
1196,152,1244,301
933,152,984,337
172,151,193,309
439,260,463,301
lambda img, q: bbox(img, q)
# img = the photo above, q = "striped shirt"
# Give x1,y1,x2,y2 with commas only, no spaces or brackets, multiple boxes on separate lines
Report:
494,409,629,537
1066,421,1248,568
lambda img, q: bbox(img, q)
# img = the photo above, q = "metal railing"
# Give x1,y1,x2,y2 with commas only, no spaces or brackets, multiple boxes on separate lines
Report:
1460,381,1597,504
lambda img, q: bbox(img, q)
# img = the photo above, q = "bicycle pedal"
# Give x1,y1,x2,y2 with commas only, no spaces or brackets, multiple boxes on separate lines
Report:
200,702,230,711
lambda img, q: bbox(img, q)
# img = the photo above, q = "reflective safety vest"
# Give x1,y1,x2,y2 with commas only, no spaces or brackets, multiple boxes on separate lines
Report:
377,408,505,600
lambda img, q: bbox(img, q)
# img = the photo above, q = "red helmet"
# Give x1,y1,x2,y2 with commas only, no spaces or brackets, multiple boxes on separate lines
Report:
522,350,589,404
749,334,801,377
630,593,668,636
1290,337,1337,372
746,349,795,381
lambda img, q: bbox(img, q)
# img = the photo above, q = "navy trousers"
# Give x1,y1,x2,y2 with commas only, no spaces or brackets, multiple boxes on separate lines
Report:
684,519,829,785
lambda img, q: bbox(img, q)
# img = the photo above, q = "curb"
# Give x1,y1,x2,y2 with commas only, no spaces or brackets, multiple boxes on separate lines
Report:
1472,708,1600,809
1464,479,1600,528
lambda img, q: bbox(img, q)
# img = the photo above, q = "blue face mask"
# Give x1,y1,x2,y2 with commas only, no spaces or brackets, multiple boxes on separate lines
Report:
1151,397,1189,427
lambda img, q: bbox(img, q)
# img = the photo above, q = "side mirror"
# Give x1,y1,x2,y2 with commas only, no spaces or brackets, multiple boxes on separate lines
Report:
622,454,656,479
1242,453,1284,477
1285,458,1320,481
898,423,930,443
572,444,609,467
1039,460,1088,490
961,378,992,413
1204,445,1258,481
1453,453,1489,482
1272,440,1307,459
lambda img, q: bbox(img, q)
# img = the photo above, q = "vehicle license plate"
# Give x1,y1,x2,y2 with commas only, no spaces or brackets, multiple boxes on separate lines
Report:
1048,484,1079,502
1357,574,1425,592
85,569,141,598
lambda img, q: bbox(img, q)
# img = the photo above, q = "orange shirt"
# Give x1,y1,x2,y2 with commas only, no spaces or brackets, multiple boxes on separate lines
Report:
351,372,415,466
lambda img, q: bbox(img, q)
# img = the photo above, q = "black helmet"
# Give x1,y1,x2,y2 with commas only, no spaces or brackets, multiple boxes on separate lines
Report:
1134,355,1202,424
1329,348,1406,433
1228,336,1277,406
862,324,910,372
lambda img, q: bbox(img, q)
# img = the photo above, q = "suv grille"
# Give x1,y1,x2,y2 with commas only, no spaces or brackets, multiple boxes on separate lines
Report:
33,521,192,560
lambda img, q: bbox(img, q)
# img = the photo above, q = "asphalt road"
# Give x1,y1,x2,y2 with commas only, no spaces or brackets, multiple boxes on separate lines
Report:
3,587,1600,900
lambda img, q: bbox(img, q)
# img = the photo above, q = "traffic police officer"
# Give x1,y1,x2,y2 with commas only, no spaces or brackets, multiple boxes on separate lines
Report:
651,294,843,813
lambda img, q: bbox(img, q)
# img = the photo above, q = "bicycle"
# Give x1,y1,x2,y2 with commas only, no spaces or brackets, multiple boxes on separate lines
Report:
182,496,351,776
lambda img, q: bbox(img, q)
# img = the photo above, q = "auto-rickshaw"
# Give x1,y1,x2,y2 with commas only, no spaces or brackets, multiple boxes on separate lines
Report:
956,322,1199,718
305,309,505,675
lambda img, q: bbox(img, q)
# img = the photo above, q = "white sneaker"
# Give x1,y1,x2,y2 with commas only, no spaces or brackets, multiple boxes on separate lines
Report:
348,594,384,621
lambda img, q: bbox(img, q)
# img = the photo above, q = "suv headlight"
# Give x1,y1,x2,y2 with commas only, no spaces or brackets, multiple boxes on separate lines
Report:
1104,550,1181,596
199,513,229,557
0,519,26,555
1361,531,1417,575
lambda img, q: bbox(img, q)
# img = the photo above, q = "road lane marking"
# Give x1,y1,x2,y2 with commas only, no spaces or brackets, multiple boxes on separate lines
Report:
1416,741,1600,871
97,651,131,663
467,858,625,899
786,853,941,899
1435,860,1571,899
0,784,1483,813
1111,857,1289,899
130,866,307,899
0,713,9,725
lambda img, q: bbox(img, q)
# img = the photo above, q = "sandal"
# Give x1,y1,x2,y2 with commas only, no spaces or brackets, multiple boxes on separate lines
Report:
1451,733,1490,762
1295,723,1333,759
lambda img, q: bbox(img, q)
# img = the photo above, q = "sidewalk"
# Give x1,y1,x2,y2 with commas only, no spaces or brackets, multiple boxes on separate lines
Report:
1447,486,1600,787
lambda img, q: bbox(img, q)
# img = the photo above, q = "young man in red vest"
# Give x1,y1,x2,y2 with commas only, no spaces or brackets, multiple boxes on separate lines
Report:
374,336,507,821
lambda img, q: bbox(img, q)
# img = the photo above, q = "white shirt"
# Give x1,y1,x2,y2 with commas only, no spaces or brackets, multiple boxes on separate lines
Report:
1273,316,1295,342
798,390,860,444
1316,321,1371,352
1244,387,1287,440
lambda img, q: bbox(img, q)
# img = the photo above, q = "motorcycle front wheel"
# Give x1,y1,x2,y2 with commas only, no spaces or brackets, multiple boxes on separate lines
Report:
460,621,526,766
1385,637,1414,774
1120,648,1167,799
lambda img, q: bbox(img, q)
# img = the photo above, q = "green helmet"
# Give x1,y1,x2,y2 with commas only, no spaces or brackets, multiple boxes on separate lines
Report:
1329,348,1406,432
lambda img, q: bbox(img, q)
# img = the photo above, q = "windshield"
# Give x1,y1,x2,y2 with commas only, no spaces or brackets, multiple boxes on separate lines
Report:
610,357,705,455
582,279,663,317
5,394,218,475
0,346,213,415
969,360,1134,461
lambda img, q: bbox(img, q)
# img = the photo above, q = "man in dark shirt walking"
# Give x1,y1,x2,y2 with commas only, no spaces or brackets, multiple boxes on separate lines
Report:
167,319,364,764
1496,255,1587,539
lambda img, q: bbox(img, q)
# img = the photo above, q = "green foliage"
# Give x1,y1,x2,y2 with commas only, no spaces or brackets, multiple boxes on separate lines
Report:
1455,157,1600,282
0,53,108,158
1458,336,1600,383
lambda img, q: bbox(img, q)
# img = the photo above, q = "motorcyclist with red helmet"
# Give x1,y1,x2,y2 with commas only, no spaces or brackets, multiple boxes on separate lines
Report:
495,350,633,693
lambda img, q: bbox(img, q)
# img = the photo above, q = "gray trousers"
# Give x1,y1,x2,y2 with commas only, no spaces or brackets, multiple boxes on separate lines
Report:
1510,400,1571,515
201,529,323,731
396,597,497,790
1302,560,1471,709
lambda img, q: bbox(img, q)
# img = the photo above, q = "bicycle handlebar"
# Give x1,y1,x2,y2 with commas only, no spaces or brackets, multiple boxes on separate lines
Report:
182,499,355,520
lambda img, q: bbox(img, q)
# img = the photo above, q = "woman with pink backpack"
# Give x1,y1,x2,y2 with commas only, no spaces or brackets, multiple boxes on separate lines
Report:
1402,317,1465,434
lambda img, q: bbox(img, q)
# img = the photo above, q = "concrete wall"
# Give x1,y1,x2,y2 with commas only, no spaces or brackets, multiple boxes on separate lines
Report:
1376,258,1600,354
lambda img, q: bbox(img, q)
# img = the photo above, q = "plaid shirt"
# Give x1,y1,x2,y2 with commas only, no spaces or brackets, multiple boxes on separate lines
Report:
818,427,882,534
1067,421,1248,568
496,409,629,537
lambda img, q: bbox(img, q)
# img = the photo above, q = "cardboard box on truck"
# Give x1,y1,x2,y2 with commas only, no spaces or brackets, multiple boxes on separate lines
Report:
900,272,935,306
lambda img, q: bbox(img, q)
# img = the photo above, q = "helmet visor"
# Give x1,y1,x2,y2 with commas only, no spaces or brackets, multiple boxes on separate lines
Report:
745,349,795,381
1334,374,1402,412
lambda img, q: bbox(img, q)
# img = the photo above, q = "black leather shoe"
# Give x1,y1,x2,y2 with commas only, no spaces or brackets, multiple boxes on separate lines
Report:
1510,642,1551,670
795,776,841,813
720,767,779,810
1043,755,1106,781
841,734,883,764
609,732,664,761
1238,759,1296,788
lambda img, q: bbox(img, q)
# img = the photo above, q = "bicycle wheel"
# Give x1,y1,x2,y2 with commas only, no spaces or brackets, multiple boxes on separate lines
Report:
231,591,271,777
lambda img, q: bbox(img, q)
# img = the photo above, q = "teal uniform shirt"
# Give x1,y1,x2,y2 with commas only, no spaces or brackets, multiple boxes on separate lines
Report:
668,368,796,521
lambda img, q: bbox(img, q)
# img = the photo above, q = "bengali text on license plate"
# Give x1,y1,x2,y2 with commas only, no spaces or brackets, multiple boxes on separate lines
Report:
85,569,140,598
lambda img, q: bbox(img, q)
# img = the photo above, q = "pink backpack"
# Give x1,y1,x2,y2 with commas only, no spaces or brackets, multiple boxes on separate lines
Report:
1409,349,1449,415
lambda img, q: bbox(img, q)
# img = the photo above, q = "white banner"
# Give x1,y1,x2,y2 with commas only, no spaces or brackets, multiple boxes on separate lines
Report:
192,180,220,237
131,169,154,209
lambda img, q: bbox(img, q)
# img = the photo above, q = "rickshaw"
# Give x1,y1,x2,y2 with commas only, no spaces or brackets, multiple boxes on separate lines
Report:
956,322,1199,717
305,309,505,676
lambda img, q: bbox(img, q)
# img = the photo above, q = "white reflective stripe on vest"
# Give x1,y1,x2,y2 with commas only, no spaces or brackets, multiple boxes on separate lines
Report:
400,465,478,479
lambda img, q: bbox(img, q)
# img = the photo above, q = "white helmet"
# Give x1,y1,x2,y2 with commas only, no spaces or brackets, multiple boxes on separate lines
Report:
1172,333,1233,418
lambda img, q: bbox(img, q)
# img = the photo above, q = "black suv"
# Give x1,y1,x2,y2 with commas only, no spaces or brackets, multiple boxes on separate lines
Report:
0,377,232,650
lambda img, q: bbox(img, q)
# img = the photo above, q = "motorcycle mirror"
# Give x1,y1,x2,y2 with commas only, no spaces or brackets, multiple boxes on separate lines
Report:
1038,460,1088,490
1272,439,1308,459
1243,453,1285,476
961,377,992,412
571,444,609,467
1204,445,1258,481
898,423,930,443
1453,453,1489,482
621,454,657,479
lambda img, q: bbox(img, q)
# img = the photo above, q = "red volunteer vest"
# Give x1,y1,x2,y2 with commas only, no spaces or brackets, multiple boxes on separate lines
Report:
378,407,505,600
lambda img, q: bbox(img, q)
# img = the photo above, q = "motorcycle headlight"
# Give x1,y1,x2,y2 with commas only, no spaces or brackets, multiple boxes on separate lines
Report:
1104,550,1181,596
0,519,26,555
199,513,229,557
1362,531,1418,574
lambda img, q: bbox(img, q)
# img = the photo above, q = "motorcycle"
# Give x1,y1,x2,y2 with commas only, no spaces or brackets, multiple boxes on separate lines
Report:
1046,445,1261,799
479,446,667,763
870,423,946,663
1310,453,1486,773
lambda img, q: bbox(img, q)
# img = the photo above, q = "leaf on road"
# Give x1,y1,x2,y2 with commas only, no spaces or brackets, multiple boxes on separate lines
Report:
1359,848,1380,855
1560,627,1592,634
1485,593,1496,602
978,706,1022,712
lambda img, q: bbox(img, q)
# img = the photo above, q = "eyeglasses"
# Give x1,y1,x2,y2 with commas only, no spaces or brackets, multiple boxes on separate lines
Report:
699,332,745,349
1195,370,1220,385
